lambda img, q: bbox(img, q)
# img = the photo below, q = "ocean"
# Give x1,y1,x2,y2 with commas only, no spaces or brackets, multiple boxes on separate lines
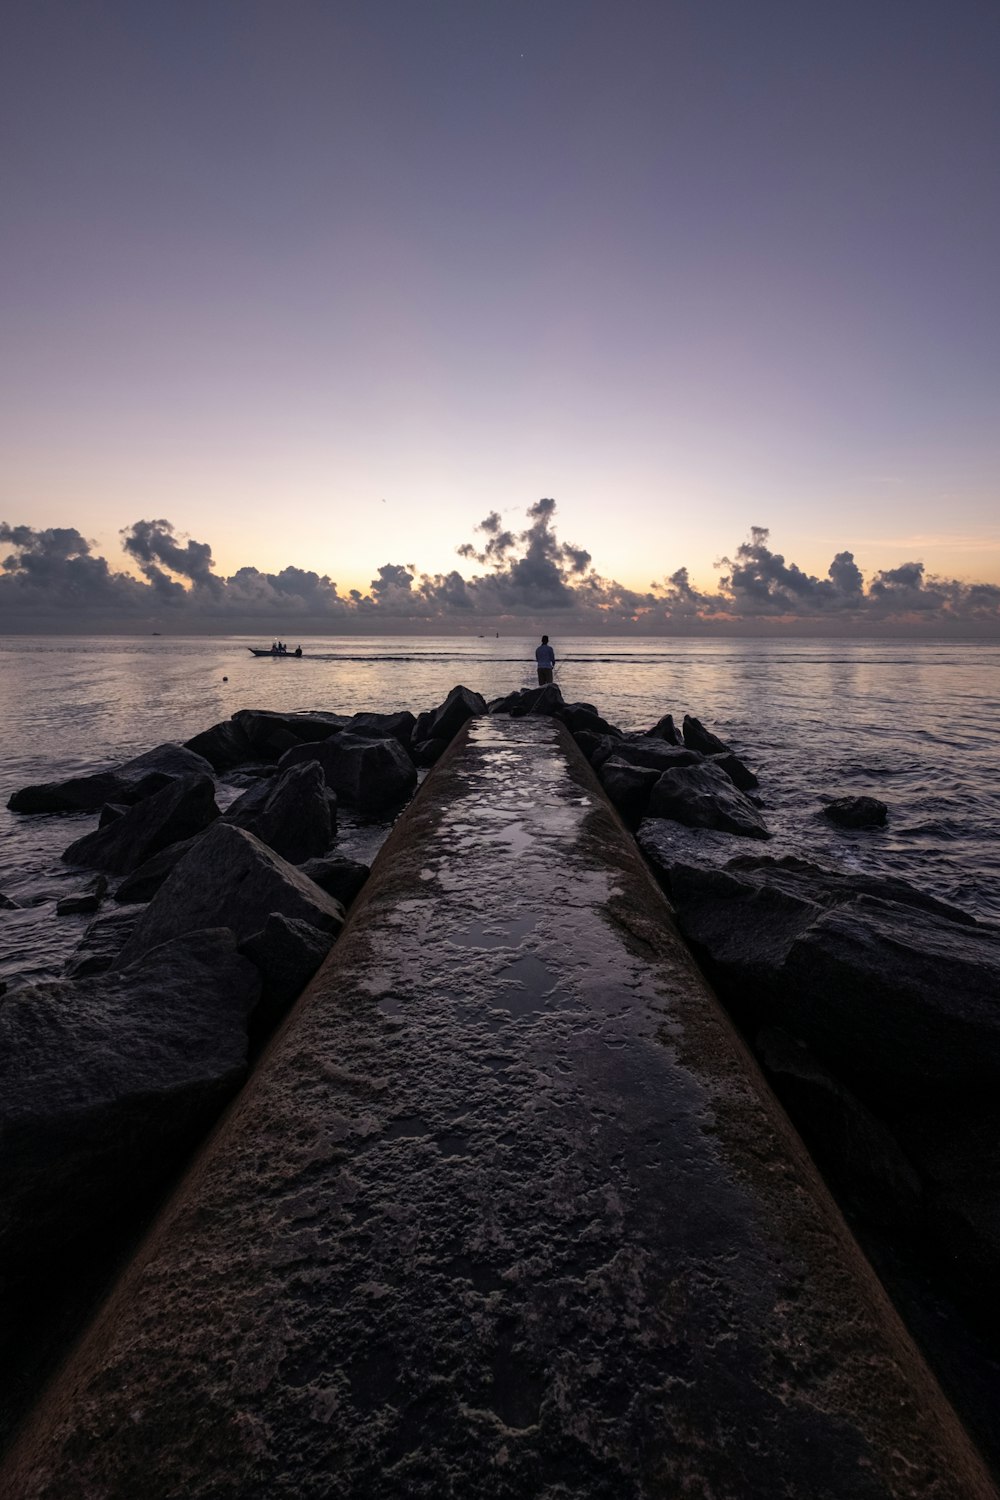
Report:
2,633,998,987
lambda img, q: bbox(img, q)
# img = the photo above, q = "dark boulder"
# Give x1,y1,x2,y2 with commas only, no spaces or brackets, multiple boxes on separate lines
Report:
508,684,565,718
423,685,487,742
682,715,732,755
231,710,349,763
240,914,336,1036
98,803,128,827
115,823,345,966
411,737,449,768
756,1027,923,1232
648,762,769,839
279,734,416,815
297,855,370,908
662,855,1000,1105
708,752,759,792
598,759,662,827
572,732,622,770
56,874,108,917
824,795,888,828
0,929,259,1277
343,711,416,750
56,894,102,917
644,713,682,746
560,703,621,737
8,743,215,815
113,837,198,904
223,760,333,862
62,774,219,876
64,909,139,978
183,718,256,772
609,741,702,775
894,1101,1000,1309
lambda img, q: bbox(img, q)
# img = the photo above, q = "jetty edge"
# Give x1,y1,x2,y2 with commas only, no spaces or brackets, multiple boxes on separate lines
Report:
1,716,994,1498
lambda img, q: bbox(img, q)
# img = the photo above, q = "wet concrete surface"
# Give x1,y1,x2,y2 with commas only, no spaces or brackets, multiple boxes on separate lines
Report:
2,717,994,1498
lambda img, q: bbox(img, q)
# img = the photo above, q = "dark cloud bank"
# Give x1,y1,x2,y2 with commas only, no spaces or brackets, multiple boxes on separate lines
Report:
2,504,999,636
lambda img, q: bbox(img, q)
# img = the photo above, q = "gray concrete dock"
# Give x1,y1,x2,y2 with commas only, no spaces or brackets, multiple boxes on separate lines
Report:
2,716,994,1498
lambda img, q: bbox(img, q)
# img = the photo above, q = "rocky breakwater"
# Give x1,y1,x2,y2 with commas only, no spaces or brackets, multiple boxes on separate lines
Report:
0,684,487,1448
2,708,996,1499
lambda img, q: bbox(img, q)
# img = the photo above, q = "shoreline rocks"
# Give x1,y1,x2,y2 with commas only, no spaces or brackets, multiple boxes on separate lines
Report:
4,682,995,1463
115,822,346,967
8,743,215,815
0,929,260,1279
62,773,219,875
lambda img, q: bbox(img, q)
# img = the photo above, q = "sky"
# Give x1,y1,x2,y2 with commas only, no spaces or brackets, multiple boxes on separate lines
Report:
2,0,999,634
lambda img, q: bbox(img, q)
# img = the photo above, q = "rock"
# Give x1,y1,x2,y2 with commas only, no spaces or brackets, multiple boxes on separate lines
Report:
644,713,682,746
608,741,702,775
239,914,336,1036
824,795,888,828
56,876,108,912
572,732,622,769
231,709,349,762
647,762,769,839
279,734,416,815
115,823,345,967
662,855,1000,1105
411,737,449,768
344,711,416,750
62,774,219,876
681,715,732,755
297,856,370,907
598,759,662,827
113,838,198,904
708,752,759,792
64,909,139,977
560,703,621,737
894,1102,1000,1309
0,929,259,1277
56,890,102,917
183,718,256,772
508,684,566,718
756,1027,923,1232
422,685,487,742
223,760,334,862
98,803,129,827
8,743,215,815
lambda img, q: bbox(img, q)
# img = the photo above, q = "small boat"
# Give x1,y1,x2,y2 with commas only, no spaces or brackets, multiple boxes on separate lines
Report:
248,647,304,657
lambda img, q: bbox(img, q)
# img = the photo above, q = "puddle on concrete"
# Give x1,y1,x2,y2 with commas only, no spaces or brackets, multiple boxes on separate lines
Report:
495,821,534,855
489,953,566,1016
451,915,536,949
384,1116,431,1140
435,1131,472,1158
444,1256,507,1294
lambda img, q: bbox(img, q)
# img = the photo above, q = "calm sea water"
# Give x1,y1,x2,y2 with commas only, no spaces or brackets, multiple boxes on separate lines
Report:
1,634,998,985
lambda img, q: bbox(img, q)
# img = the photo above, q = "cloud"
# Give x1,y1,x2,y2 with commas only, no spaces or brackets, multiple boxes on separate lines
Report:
0,506,998,635
121,519,221,598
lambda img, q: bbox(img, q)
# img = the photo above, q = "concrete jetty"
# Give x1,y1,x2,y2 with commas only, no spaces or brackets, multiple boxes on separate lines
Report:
2,716,994,1498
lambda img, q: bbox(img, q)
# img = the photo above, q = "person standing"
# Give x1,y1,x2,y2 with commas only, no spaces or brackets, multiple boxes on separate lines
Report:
535,634,555,685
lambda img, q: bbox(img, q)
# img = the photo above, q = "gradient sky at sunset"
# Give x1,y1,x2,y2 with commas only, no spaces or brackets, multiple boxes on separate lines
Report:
3,0,999,614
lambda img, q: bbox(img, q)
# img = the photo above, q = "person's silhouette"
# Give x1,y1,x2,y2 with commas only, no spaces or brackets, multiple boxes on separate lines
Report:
535,634,555,686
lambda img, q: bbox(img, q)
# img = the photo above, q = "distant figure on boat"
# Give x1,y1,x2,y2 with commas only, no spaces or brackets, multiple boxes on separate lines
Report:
294,645,302,657
535,634,555,686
